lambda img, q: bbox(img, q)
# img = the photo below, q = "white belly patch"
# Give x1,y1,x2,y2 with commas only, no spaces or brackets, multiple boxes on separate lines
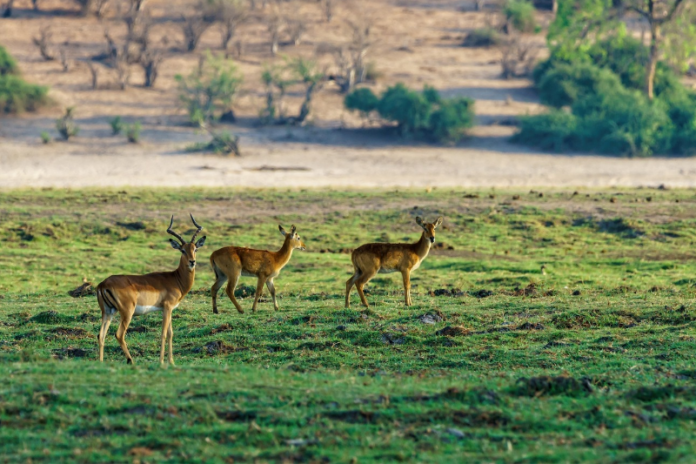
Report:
134,305,163,316
134,303,178,316
378,268,398,274
241,270,256,277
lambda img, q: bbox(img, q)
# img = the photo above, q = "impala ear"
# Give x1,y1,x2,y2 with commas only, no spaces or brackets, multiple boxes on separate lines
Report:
291,224,297,235
279,225,287,236
195,236,207,249
415,216,424,228
169,239,183,251
434,217,443,229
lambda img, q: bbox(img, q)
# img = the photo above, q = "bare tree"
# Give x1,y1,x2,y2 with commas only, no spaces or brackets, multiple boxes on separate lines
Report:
266,6,284,55
33,26,56,61
59,46,72,72
73,0,110,16
2,0,14,17
500,34,538,79
181,13,214,52
320,14,372,93
623,0,688,99
211,0,249,51
140,47,163,87
87,62,100,89
321,0,335,22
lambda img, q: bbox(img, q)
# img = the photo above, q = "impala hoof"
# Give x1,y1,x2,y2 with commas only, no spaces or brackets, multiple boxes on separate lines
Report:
213,308,219,315
126,358,133,365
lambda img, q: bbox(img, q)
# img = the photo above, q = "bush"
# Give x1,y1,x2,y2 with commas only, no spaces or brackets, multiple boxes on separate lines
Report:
40,131,51,144
345,84,475,143
0,74,49,114
512,111,578,152
344,88,378,116
520,33,696,156
462,28,502,47
429,97,475,143
0,46,19,75
56,107,79,140
537,62,622,108
109,116,123,135
126,122,141,143
175,51,243,127
377,83,432,136
504,0,536,34
187,130,240,156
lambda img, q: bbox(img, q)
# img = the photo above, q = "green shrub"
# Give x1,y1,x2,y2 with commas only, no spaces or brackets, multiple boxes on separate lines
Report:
187,130,240,156
429,97,475,143
109,116,123,135
0,74,49,114
537,62,622,108
345,84,475,143
522,32,696,156
377,83,432,136
344,88,379,116
504,0,537,34
462,28,502,47
512,111,578,152
126,122,141,143
175,51,243,127
56,107,79,140
0,46,19,76
40,131,51,144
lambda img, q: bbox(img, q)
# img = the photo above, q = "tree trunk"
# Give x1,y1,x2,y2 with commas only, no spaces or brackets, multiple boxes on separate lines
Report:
646,23,659,100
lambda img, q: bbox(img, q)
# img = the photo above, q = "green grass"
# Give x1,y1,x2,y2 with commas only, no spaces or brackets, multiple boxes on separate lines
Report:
2,187,696,462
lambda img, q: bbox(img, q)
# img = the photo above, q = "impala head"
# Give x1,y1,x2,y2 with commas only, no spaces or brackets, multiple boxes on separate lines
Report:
416,216,443,244
168,214,207,271
279,224,306,250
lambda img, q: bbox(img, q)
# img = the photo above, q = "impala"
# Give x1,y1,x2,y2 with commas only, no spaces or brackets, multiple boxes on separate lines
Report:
345,216,443,308
96,215,206,365
210,225,306,314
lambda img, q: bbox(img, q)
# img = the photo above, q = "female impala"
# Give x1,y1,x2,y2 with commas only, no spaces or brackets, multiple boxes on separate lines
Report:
96,215,206,365
346,216,443,308
210,225,306,314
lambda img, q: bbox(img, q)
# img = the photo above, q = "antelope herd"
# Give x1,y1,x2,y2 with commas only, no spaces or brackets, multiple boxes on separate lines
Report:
96,215,443,364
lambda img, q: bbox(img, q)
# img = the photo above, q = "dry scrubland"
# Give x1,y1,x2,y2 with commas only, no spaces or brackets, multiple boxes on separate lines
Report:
3,0,696,187
2,188,696,461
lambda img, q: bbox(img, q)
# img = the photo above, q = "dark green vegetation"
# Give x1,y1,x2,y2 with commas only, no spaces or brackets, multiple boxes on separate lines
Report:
345,84,475,143
514,5,696,157
3,188,696,462
0,45,49,114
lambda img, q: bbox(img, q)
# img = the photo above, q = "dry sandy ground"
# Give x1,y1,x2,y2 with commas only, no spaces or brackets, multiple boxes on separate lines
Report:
4,124,696,188
1,0,696,189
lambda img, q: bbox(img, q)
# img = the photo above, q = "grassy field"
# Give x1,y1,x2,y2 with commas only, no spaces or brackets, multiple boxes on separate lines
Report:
2,187,696,463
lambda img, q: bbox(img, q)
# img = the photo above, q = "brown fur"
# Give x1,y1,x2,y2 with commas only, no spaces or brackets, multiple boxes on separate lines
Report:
346,216,443,308
96,216,206,365
210,225,306,314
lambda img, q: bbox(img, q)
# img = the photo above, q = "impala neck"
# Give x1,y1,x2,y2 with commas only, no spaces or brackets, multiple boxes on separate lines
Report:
275,236,296,267
175,253,196,295
414,232,432,259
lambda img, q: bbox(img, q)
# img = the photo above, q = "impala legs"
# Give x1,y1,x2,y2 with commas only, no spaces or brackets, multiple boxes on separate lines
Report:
115,308,135,364
98,314,113,362
251,277,267,312
402,270,412,306
224,270,244,314
345,270,360,308
211,265,228,314
355,267,378,309
160,306,174,366
266,279,279,311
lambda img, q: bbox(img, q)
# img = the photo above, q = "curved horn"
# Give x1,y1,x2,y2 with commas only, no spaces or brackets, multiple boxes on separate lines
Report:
167,215,185,245
190,214,203,243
